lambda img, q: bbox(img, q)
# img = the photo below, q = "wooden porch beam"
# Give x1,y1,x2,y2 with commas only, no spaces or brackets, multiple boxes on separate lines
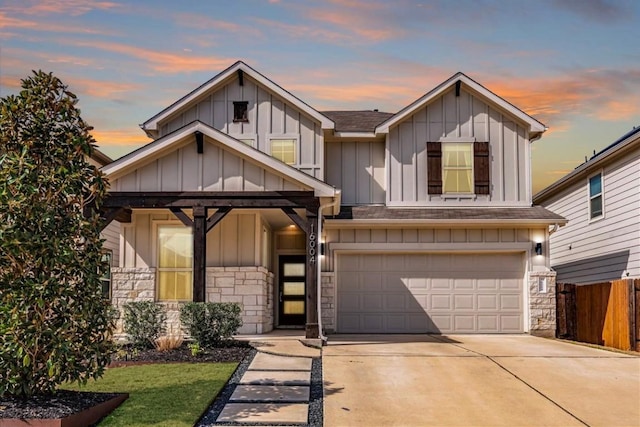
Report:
169,207,193,227
305,211,319,339
207,207,231,232
193,206,207,302
281,207,308,234
102,191,319,210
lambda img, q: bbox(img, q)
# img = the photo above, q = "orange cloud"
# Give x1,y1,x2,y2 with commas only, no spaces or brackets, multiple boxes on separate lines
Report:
71,78,144,99
68,40,231,74
92,128,151,147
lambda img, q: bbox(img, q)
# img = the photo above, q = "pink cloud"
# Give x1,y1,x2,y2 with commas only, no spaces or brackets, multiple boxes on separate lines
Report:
0,11,111,34
3,0,120,17
68,40,231,74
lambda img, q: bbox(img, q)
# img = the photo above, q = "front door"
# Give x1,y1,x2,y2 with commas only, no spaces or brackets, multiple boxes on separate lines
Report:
278,255,306,326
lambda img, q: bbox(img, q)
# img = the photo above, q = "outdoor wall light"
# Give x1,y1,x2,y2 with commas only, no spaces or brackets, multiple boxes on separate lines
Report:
320,242,326,256
535,242,543,256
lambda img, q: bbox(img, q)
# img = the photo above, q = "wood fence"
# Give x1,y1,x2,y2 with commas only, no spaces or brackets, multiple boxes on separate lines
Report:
557,279,640,351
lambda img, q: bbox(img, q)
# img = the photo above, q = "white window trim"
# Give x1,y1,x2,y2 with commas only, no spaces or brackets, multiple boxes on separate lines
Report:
440,137,475,196
588,169,605,222
229,133,258,148
153,220,194,302
100,250,113,300
267,134,299,165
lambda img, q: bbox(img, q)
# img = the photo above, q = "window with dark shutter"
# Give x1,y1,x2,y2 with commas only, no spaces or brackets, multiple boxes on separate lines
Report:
427,141,442,194
473,141,490,195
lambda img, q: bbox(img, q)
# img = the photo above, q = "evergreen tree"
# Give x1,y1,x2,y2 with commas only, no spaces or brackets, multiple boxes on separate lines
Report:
0,71,113,397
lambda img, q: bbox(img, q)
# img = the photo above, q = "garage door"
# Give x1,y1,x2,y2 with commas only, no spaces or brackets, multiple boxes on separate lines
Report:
337,253,525,333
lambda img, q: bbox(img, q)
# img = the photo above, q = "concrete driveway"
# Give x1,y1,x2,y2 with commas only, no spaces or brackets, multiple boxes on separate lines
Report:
323,335,640,427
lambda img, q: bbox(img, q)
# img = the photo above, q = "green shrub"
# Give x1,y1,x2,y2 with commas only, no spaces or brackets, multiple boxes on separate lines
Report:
0,71,113,397
180,302,242,348
122,302,166,348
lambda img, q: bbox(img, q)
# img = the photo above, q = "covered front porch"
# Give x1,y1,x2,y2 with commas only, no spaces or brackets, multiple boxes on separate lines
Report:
101,191,328,338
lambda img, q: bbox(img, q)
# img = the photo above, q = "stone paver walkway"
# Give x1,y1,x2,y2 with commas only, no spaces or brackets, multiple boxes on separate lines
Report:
199,337,319,426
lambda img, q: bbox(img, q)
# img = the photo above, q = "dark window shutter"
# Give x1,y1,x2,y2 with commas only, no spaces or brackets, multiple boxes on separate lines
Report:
474,141,490,195
427,141,442,195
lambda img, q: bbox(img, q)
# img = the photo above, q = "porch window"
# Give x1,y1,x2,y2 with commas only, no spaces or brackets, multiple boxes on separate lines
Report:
99,251,112,299
157,225,193,301
589,173,603,219
442,142,473,193
271,139,296,165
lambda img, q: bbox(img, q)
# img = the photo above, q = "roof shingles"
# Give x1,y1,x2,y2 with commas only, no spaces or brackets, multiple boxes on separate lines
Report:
321,110,394,133
328,205,565,222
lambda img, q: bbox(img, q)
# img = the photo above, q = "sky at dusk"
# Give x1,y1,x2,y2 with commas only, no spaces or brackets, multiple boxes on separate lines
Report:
1,0,639,194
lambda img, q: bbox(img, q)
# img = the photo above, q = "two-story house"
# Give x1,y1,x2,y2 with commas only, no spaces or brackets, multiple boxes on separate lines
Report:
99,61,565,339
534,126,640,284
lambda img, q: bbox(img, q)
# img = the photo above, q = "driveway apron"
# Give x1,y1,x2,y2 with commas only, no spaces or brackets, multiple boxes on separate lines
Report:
323,334,640,427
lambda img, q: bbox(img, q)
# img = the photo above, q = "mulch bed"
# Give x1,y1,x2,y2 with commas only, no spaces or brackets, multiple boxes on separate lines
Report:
0,341,252,421
108,341,252,367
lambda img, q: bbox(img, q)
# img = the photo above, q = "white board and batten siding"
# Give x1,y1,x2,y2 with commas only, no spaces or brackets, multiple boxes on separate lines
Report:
101,221,120,267
157,74,324,180
387,87,530,207
543,150,640,284
111,139,306,193
120,211,263,269
325,140,386,205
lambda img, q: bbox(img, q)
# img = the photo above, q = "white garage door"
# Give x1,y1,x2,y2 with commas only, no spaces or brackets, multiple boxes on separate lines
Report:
337,253,525,333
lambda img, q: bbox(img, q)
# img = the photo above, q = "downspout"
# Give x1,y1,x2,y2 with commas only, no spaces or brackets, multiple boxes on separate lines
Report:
316,199,334,344
549,223,560,236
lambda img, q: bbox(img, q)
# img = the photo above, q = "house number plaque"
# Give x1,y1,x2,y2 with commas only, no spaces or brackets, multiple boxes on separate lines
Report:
308,223,317,264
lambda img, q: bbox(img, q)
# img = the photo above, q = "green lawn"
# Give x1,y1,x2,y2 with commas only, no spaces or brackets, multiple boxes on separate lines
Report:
63,362,237,427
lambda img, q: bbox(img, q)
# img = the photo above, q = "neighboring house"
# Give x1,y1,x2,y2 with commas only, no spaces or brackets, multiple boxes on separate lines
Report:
98,61,565,338
534,127,640,284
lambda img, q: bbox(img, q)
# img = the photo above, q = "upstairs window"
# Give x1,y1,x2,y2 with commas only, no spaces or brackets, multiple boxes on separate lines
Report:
233,101,248,122
271,139,296,165
442,142,473,193
427,140,490,195
589,173,603,219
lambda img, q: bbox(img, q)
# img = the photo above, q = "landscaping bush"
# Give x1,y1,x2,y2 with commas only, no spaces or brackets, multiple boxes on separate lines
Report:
122,302,167,348
0,71,113,397
180,302,242,348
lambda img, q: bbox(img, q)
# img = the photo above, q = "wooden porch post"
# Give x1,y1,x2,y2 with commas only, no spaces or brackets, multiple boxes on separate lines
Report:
193,206,207,302
305,211,319,338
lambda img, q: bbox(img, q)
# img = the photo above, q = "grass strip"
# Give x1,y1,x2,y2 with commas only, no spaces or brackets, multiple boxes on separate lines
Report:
64,362,237,427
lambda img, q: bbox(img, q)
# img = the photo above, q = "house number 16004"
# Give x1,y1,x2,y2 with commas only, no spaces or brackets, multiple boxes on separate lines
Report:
308,223,316,264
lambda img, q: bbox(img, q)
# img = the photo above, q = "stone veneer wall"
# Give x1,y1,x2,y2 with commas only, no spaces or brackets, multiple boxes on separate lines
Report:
205,267,274,334
321,273,336,333
528,271,557,337
111,266,274,337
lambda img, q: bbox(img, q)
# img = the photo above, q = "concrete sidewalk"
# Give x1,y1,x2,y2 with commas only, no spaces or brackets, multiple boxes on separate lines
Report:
323,335,640,427
201,334,321,426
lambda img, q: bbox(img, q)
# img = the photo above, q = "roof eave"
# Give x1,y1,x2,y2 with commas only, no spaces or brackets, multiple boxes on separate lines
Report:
324,218,567,228
375,72,546,136
142,61,334,132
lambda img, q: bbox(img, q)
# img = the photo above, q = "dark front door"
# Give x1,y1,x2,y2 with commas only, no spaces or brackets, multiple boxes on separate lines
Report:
278,255,306,326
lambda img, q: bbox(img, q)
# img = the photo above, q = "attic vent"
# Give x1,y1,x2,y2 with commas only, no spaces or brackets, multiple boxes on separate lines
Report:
233,101,249,123
237,69,244,86
455,80,461,97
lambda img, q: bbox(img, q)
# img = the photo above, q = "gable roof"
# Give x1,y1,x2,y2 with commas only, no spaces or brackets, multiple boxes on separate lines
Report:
102,120,339,199
322,110,394,132
534,125,640,203
141,61,334,134
375,72,547,136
